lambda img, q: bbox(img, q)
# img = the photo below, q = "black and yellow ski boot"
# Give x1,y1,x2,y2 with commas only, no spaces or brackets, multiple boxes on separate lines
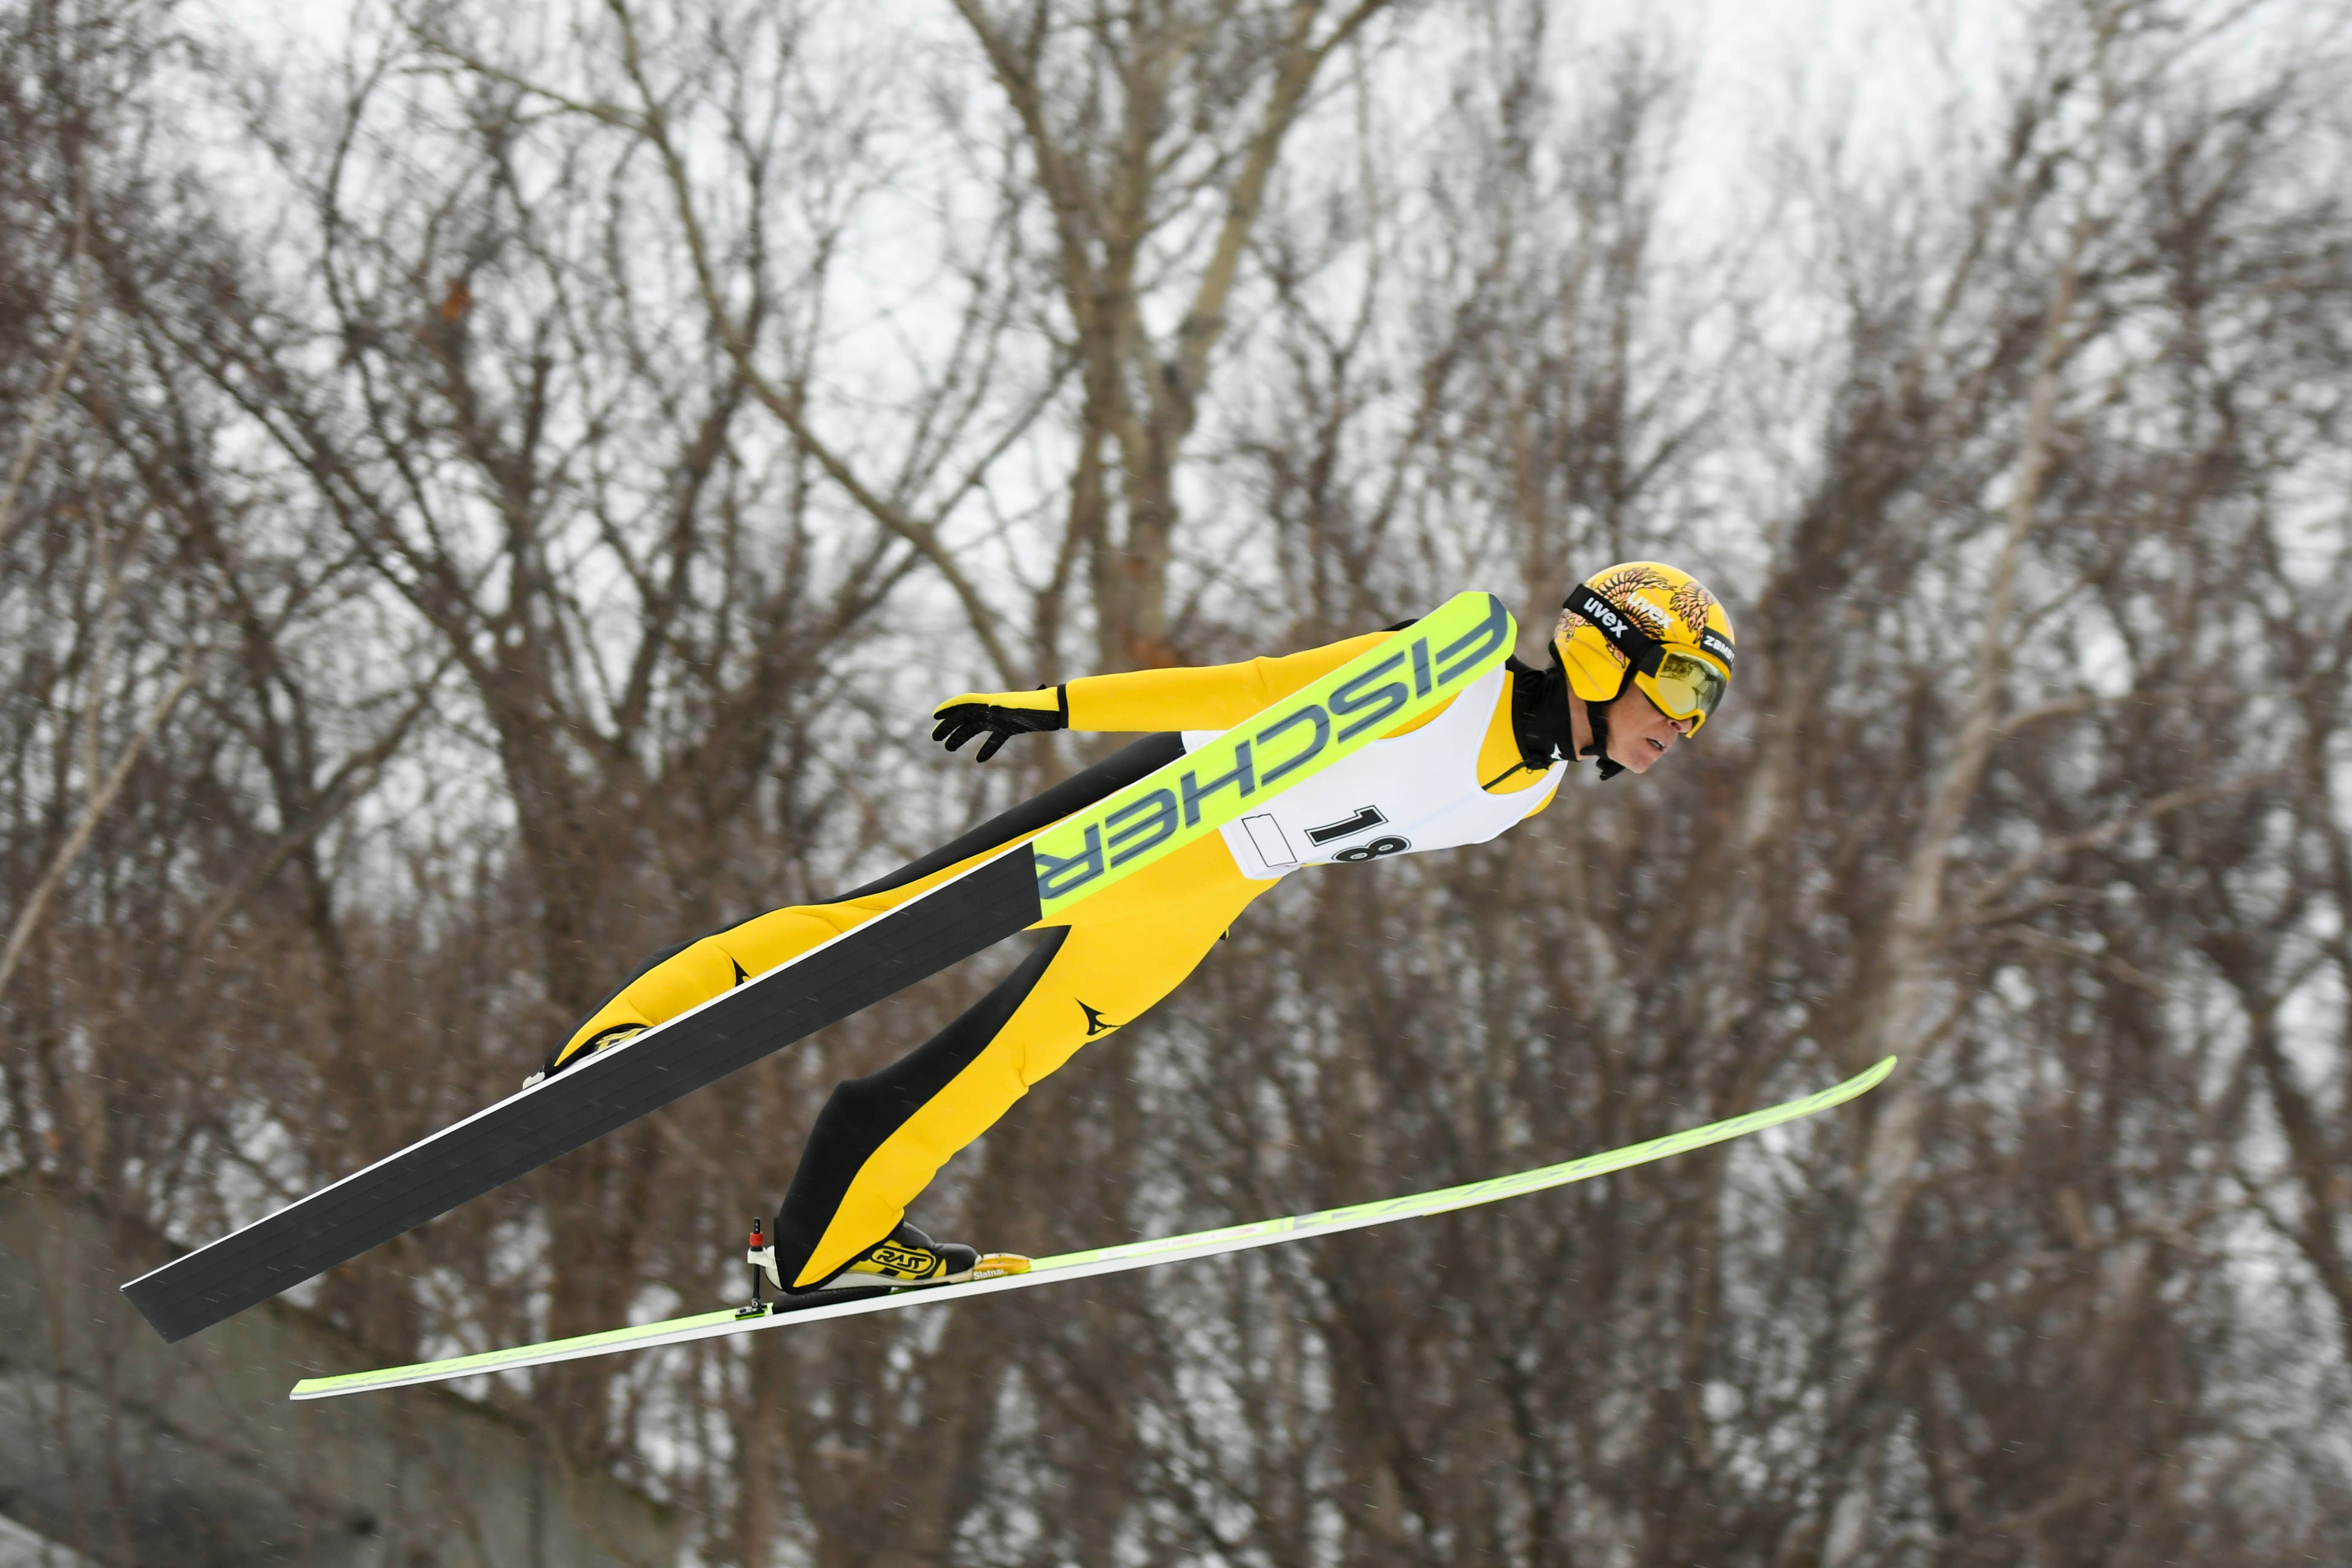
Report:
770,1220,1029,1297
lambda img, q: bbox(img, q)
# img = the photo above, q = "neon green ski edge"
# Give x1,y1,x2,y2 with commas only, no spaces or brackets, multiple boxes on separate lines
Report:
292,1057,1894,1400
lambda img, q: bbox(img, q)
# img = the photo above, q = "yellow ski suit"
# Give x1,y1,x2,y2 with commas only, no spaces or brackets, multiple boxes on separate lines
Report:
553,633,1563,1289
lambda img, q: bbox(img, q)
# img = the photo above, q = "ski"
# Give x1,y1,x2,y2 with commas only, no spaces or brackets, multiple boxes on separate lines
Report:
125,592,1516,1344
289,1055,1895,1400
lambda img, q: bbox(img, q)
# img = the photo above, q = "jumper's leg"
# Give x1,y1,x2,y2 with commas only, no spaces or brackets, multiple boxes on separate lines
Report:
771,833,1263,1291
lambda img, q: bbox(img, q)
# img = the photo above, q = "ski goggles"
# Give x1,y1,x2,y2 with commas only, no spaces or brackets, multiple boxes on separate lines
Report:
1561,582,1734,730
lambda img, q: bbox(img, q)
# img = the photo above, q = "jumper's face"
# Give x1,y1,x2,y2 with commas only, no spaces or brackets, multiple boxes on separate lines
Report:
1606,689,1693,775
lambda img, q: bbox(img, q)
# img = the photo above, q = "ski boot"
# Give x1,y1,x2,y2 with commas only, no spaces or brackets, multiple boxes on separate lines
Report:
742,1218,1028,1310
817,1219,1032,1291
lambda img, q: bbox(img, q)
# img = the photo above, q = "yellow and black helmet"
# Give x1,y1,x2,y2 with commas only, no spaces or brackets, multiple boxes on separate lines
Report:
1554,561,1736,734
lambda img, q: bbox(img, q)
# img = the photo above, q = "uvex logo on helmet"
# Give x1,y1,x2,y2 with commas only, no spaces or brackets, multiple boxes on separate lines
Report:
1572,591,1637,640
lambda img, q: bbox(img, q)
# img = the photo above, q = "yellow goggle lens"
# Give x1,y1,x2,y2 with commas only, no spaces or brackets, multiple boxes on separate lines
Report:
1645,650,1729,722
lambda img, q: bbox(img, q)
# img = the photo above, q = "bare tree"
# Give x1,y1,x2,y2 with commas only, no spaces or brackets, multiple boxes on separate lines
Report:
7,0,2350,1562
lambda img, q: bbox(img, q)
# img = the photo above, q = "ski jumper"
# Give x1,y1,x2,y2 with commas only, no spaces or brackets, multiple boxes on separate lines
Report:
552,631,1570,1290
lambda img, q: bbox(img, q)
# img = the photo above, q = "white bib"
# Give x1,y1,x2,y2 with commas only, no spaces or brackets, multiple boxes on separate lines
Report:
1186,665,1564,882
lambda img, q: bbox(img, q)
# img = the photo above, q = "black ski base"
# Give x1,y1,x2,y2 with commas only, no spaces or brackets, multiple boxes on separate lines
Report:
123,735,1184,1344
124,852,1037,1342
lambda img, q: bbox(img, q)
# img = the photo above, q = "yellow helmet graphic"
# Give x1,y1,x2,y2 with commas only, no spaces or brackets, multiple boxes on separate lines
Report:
1553,561,1736,735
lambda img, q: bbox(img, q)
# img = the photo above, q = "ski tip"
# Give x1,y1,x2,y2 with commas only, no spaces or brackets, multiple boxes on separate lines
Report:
1831,1055,1898,1102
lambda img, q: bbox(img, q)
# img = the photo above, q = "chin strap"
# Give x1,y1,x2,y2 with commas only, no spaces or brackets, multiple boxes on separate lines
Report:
1506,657,1623,780
1582,700,1625,780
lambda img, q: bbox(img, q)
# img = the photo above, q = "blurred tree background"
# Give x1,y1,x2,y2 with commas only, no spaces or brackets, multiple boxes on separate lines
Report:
4,0,2351,1561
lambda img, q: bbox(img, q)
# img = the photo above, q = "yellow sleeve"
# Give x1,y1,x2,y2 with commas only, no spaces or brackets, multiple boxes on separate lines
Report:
1061,632,1391,732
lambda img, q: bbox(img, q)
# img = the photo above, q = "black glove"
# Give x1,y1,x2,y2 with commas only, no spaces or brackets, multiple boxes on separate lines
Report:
930,686,1067,762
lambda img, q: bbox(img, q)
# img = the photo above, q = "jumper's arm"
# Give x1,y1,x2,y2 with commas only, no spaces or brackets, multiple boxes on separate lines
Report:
1062,633,1388,732
931,632,1389,753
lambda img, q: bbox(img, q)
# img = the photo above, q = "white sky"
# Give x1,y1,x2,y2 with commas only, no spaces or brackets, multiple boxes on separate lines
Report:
194,0,2015,194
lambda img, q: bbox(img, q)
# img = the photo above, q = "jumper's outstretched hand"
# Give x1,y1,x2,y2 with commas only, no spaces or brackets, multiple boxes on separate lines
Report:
930,688,1067,762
